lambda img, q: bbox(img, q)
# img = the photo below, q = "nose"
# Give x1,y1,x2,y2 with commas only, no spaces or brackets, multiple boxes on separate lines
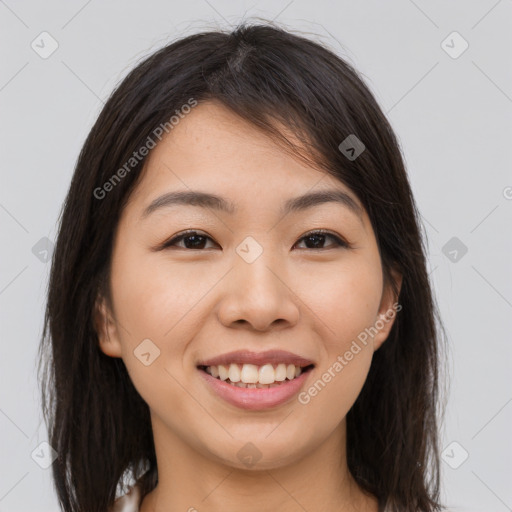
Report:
216,252,300,332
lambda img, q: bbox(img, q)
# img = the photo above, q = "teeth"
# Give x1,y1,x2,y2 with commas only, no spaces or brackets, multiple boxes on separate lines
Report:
228,381,282,389
240,364,259,384
204,362,309,385
218,365,229,381
228,364,241,383
258,364,275,384
275,363,287,381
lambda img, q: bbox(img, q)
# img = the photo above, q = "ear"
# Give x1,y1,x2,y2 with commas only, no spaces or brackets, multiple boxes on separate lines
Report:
372,267,403,351
94,294,123,358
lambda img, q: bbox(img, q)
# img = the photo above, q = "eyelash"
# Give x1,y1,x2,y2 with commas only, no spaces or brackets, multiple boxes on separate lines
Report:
160,229,350,251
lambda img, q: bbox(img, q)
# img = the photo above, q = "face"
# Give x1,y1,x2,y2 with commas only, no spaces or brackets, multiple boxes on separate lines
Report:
96,100,401,471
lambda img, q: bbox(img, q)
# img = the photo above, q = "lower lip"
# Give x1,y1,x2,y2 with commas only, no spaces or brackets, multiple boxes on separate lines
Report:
198,368,313,410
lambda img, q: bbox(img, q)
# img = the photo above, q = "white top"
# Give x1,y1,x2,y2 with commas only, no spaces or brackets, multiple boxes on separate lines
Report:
109,482,142,512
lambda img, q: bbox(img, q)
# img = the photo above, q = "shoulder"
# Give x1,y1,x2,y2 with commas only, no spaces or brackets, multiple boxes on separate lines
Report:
108,482,143,512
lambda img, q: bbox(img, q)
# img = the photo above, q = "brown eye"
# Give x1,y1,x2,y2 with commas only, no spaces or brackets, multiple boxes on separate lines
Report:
162,230,218,250
294,230,348,250
160,229,348,251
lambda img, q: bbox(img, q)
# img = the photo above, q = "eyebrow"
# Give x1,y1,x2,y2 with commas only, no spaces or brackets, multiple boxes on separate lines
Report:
140,189,363,221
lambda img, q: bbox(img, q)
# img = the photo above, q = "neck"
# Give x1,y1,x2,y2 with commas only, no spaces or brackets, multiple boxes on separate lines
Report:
139,415,378,512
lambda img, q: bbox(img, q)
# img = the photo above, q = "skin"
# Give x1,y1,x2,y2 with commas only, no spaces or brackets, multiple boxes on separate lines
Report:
96,100,402,512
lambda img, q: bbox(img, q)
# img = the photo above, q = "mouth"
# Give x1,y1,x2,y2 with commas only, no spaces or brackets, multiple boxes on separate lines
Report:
197,362,315,389
195,350,316,410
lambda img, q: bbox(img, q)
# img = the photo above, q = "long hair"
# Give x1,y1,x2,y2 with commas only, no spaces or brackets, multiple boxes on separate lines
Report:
37,21,447,512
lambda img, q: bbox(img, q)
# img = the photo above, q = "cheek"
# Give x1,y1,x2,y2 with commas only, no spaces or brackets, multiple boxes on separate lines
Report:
297,255,383,348
297,342,373,436
293,255,382,415
110,244,216,339
109,245,227,402
109,249,201,416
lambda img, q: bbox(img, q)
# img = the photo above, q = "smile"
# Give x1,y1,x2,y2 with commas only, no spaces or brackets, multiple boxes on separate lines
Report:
197,362,315,410
198,363,314,388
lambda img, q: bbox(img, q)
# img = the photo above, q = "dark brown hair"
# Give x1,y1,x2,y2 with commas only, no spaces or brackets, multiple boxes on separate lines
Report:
38,21,447,512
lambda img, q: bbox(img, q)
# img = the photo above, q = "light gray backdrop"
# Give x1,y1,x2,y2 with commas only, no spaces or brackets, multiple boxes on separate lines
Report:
1,1,511,511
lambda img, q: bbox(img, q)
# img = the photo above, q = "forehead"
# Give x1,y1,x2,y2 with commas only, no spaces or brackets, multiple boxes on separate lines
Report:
143,100,323,185
126,101,367,225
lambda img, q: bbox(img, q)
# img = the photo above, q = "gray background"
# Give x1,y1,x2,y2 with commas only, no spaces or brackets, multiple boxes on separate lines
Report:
1,1,511,511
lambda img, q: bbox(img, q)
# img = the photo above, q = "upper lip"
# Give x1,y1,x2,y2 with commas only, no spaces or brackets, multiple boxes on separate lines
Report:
197,350,315,368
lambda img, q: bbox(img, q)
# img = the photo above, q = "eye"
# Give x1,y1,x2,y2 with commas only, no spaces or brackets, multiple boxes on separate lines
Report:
161,230,218,250
160,229,349,251
293,229,349,250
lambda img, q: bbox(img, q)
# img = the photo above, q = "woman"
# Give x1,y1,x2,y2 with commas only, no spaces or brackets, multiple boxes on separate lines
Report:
38,22,446,512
